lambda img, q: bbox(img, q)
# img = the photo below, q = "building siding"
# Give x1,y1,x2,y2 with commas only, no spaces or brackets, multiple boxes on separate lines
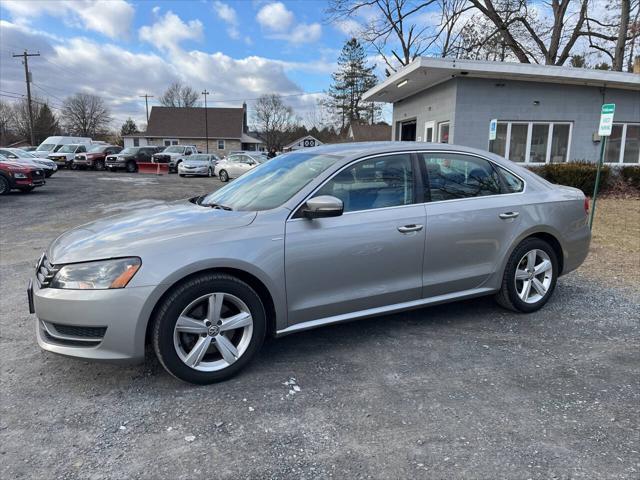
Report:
123,137,242,156
392,80,457,142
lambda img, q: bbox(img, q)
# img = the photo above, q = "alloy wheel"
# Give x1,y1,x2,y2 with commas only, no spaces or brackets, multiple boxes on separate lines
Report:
0,176,9,195
173,292,253,371
514,249,553,304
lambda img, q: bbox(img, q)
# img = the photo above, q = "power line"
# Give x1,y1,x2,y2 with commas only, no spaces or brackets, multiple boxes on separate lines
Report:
12,50,41,145
32,82,65,103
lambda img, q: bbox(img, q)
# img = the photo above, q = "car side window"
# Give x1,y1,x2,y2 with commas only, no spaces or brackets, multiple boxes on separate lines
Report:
496,166,524,193
77,145,86,153
316,154,414,213
421,153,501,202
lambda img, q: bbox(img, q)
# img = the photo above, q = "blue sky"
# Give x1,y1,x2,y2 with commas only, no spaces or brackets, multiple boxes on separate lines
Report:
0,0,373,127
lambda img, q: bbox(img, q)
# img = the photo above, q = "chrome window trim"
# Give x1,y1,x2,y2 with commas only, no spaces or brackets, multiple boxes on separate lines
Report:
287,150,527,222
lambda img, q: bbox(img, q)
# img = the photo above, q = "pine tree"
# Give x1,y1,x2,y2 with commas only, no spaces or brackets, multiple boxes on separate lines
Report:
120,118,139,136
327,38,379,130
33,103,59,144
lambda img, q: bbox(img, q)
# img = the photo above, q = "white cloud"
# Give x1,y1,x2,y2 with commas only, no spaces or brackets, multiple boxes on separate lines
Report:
255,2,322,44
334,19,362,37
139,10,204,52
1,0,134,39
0,20,325,128
213,1,240,40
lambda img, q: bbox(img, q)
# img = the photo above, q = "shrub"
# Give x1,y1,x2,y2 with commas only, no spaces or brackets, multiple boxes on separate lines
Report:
527,162,610,196
620,165,640,190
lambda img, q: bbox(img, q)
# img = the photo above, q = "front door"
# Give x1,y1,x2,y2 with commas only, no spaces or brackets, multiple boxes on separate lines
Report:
285,153,426,325
419,152,521,297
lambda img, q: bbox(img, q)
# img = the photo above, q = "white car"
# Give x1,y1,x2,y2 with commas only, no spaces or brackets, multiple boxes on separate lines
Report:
214,152,266,182
178,153,220,177
0,148,58,177
34,136,92,158
47,144,90,168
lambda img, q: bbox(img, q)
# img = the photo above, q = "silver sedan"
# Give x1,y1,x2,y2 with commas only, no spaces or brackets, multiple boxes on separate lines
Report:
178,153,220,177
29,143,591,384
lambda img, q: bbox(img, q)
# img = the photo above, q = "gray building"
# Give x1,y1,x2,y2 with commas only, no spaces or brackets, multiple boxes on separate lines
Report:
363,58,640,165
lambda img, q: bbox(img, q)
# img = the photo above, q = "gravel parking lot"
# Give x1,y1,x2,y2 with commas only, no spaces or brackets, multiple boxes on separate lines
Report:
1,171,639,479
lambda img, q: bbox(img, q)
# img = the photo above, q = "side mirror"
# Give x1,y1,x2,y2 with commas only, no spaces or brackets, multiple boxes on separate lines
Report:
302,195,343,219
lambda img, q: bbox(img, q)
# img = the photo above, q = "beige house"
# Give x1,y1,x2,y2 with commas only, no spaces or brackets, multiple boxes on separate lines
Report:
123,104,263,155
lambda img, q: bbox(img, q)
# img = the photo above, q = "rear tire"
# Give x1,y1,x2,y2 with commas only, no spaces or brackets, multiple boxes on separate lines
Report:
0,175,10,195
219,170,229,182
152,273,267,384
496,238,558,313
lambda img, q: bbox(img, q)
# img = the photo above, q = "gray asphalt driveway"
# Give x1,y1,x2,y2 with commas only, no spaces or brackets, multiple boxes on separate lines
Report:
1,171,638,479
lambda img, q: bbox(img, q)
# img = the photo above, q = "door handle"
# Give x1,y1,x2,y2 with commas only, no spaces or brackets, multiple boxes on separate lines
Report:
499,211,519,219
397,224,424,233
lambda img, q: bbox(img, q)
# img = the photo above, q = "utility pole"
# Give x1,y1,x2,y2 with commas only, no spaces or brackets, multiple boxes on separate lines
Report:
202,90,210,153
13,50,40,146
139,94,154,124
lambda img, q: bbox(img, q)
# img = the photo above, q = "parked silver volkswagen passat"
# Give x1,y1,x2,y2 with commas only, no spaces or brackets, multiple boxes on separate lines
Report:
178,153,220,177
29,143,591,384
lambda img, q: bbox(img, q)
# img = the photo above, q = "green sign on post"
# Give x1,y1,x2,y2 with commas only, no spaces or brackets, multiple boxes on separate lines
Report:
590,103,615,229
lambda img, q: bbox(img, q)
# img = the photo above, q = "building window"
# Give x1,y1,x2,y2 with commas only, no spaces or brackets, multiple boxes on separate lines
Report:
489,121,572,163
217,140,225,150
605,123,640,164
163,139,178,146
438,122,450,143
133,138,139,147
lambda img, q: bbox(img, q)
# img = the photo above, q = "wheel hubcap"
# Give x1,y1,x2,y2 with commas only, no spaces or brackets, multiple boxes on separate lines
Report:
173,292,253,371
515,249,553,304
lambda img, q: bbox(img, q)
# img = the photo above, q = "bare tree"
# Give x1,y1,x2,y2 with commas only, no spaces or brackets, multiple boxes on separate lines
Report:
159,81,199,108
61,93,111,137
253,94,295,150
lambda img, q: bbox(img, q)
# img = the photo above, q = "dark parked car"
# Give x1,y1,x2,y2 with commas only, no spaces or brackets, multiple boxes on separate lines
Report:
0,159,46,194
105,146,163,173
73,144,122,170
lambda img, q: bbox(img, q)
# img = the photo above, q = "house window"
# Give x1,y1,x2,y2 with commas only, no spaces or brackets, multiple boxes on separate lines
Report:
489,121,572,163
133,138,139,147
217,140,225,150
605,123,640,164
438,122,450,143
163,139,178,146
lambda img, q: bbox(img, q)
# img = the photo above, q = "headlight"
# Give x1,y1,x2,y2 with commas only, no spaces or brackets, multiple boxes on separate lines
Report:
14,172,28,179
50,258,141,289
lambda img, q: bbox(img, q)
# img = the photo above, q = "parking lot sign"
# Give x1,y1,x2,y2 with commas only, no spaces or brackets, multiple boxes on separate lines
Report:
489,119,498,141
598,104,615,136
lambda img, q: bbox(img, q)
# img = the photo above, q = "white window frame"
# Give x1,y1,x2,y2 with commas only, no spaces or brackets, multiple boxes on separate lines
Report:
163,139,178,146
490,121,572,164
604,123,640,164
217,140,225,150
424,121,435,143
438,121,450,143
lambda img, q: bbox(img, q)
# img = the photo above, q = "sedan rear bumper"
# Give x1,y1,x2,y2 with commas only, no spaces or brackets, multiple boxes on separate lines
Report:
32,279,154,363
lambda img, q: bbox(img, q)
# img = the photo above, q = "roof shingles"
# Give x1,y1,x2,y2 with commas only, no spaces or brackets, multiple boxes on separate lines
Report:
145,107,244,139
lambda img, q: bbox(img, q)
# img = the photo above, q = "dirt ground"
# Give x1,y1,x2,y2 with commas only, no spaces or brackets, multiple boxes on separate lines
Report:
582,197,640,288
1,171,638,479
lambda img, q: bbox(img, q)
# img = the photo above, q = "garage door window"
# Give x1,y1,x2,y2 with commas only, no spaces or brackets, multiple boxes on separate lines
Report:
421,153,501,201
317,154,414,212
489,121,572,163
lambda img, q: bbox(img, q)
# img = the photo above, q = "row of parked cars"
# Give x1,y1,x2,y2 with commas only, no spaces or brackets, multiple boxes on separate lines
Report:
0,148,51,195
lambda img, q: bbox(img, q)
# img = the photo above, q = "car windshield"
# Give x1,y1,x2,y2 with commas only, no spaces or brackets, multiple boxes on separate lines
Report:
37,143,55,152
201,152,342,211
164,146,183,153
58,145,78,153
89,145,106,153
120,147,139,155
189,155,209,162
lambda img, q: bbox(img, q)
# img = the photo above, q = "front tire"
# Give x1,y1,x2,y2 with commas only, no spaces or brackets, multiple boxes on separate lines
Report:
0,175,10,195
496,238,558,313
95,160,105,171
126,161,137,173
219,170,229,182
152,273,267,384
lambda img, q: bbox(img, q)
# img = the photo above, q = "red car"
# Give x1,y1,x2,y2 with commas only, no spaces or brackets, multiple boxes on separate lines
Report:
0,160,46,195
73,144,122,170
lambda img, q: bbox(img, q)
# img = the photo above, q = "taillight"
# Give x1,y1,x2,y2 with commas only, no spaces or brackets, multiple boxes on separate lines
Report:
584,197,590,215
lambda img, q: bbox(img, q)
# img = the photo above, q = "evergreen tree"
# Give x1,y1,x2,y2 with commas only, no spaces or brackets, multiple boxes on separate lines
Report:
33,103,59,144
327,38,379,129
120,118,139,136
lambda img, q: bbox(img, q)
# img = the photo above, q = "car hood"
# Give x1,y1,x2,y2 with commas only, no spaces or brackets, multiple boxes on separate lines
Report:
48,200,257,264
182,161,209,167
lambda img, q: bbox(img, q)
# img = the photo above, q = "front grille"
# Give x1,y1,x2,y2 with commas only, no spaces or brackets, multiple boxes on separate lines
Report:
52,324,107,338
153,155,170,163
36,254,59,288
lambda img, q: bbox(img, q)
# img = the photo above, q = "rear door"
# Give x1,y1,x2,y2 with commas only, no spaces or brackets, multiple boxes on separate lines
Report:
419,152,524,297
285,153,426,325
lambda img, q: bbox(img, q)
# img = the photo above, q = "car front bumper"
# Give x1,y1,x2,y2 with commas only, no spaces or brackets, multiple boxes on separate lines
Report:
178,166,209,175
31,278,155,363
